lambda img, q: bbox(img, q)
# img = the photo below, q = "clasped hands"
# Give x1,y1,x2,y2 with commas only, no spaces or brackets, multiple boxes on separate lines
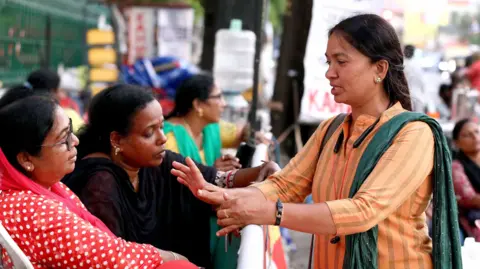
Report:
171,157,280,236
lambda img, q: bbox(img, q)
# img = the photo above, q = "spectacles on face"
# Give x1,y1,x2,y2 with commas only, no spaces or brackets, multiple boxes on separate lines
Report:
40,118,74,151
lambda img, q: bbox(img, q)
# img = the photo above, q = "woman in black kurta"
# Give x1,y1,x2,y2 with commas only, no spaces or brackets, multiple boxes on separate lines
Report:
63,150,217,267
62,85,277,268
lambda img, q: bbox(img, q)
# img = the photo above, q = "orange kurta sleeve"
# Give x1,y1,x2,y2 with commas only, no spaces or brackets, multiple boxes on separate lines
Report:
253,117,335,203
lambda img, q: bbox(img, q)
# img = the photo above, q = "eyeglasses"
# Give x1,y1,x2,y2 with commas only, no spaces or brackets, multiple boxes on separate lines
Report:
40,118,74,151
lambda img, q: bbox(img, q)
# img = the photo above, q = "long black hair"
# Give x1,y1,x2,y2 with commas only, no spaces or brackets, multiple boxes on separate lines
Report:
0,84,52,110
166,74,215,118
76,84,155,159
0,96,57,174
329,14,412,110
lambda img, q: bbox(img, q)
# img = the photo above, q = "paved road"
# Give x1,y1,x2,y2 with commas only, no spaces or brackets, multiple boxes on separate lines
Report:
285,230,312,269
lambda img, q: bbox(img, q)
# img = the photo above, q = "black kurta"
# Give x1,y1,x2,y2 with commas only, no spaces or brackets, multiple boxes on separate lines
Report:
62,150,217,268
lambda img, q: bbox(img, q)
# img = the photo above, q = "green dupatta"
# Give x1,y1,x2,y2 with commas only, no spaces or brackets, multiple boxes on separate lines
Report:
163,121,240,269
163,121,221,165
343,112,462,269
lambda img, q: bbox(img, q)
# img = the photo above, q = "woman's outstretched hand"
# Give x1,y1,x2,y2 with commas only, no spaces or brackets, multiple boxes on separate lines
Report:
172,157,228,205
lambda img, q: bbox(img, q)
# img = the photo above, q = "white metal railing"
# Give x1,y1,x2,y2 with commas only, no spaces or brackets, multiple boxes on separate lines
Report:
0,222,34,268
237,137,271,269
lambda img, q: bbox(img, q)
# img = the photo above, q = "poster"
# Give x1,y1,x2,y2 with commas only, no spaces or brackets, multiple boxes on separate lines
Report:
300,0,384,123
157,8,195,61
126,7,155,64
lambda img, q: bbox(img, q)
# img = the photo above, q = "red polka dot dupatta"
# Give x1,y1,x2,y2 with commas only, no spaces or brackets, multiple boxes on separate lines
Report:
0,148,115,237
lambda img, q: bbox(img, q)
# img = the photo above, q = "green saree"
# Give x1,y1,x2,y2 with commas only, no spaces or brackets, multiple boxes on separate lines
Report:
164,122,241,269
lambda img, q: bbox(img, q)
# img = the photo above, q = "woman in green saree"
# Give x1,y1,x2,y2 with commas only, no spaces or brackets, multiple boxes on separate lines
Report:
165,74,268,268
164,74,243,171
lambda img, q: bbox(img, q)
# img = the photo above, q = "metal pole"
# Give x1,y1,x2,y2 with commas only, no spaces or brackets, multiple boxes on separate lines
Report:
235,0,266,169
248,0,266,138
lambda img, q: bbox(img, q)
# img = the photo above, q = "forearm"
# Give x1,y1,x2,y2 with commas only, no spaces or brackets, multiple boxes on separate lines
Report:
228,186,267,200
253,201,336,235
232,166,262,187
279,202,336,235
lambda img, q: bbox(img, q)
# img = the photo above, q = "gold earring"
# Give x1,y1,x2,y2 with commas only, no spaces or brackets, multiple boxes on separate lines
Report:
375,77,382,83
198,109,204,117
115,147,121,156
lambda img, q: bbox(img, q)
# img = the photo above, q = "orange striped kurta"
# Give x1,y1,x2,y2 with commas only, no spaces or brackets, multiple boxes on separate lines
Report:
255,103,434,269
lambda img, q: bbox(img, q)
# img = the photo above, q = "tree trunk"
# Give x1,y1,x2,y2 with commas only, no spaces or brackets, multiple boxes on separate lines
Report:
270,0,313,157
199,0,257,71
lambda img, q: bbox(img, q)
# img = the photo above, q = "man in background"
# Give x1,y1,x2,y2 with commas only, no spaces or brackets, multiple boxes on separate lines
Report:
27,69,84,132
404,44,427,113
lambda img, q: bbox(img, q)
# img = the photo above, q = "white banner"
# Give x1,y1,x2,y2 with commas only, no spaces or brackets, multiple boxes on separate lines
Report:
157,8,194,61
300,0,384,123
126,7,156,64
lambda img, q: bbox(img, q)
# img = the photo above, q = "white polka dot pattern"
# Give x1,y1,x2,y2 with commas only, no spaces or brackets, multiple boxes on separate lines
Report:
0,184,164,269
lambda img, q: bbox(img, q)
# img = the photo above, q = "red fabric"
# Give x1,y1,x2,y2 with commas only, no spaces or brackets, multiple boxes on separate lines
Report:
160,260,199,269
59,97,80,114
0,148,199,268
0,186,165,268
452,160,476,201
271,235,287,269
467,61,480,91
0,148,114,237
452,160,480,241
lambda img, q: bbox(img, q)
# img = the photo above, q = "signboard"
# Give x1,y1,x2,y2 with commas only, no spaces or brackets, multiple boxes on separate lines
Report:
300,0,384,123
126,7,155,65
157,8,194,61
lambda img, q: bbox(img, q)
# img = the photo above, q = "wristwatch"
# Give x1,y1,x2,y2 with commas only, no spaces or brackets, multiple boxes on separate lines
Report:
275,199,283,226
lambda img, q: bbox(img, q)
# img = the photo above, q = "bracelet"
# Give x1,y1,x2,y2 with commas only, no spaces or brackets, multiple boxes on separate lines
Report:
214,170,238,188
214,171,227,188
226,170,236,188
274,199,283,226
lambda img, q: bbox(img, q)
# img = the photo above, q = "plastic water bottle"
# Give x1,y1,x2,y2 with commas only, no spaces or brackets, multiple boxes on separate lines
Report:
213,19,256,95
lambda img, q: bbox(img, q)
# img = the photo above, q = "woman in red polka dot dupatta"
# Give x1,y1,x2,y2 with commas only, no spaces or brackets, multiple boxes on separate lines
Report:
0,94,198,268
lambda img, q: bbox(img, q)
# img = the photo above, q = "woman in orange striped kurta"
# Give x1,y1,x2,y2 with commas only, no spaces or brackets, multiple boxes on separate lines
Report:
171,14,452,269
255,102,434,269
